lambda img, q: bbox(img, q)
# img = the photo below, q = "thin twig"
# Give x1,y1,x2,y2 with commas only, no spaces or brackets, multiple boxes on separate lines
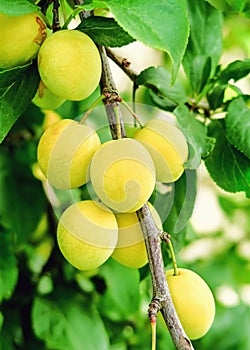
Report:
52,0,61,32
120,99,144,127
37,0,53,15
106,47,138,84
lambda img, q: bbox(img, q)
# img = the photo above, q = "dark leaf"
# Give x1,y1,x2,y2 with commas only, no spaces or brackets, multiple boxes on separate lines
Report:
0,148,46,242
76,16,135,47
225,96,250,159
174,104,210,169
136,66,187,111
205,119,250,197
207,83,227,110
218,59,250,84
0,226,19,302
0,62,40,143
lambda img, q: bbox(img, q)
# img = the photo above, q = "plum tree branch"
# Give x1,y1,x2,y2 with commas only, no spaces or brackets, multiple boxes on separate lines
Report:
106,48,211,120
98,45,194,350
52,0,60,32
98,45,126,139
105,47,138,84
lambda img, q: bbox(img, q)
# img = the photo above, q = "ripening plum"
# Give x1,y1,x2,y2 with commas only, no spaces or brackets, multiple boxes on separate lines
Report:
37,119,101,189
112,203,162,268
165,268,216,340
89,138,156,213
57,200,118,270
134,119,188,182
38,30,102,101
0,12,47,69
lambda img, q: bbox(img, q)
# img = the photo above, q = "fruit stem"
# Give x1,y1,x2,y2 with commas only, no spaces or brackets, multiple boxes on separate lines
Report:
151,316,157,350
120,99,144,128
160,232,179,276
168,238,179,276
80,94,105,124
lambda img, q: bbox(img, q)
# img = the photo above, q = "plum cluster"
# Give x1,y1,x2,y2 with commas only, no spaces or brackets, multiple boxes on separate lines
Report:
37,119,216,340
2,11,215,341
37,118,188,270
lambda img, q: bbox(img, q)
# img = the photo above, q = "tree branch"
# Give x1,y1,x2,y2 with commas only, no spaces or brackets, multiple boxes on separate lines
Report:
52,0,61,32
98,45,126,139
99,45,194,350
137,205,194,350
106,47,138,84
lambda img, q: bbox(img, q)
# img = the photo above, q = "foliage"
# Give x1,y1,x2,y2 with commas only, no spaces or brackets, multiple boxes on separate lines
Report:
0,0,250,349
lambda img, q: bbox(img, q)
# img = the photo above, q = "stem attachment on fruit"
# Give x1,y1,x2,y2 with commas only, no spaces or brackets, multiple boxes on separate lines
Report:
169,239,179,276
160,232,179,276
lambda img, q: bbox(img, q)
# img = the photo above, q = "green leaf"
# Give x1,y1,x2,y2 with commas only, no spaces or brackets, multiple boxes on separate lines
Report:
76,16,135,47
227,0,249,12
78,1,107,11
0,63,40,143
204,0,232,11
0,0,39,15
188,55,212,94
0,148,46,241
104,0,189,80
218,59,250,84
174,104,211,169
183,0,223,91
136,66,187,111
199,304,250,350
205,119,250,197
206,83,227,110
0,227,18,302
151,170,197,265
99,259,140,321
154,170,197,235
32,288,109,350
225,97,250,159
